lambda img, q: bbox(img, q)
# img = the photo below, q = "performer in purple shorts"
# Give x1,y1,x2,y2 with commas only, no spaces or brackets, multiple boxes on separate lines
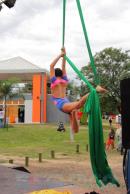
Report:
50,48,106,133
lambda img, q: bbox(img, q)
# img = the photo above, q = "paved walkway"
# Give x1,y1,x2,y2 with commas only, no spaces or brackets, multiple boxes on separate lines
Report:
0,164,125,194
0,165,70,194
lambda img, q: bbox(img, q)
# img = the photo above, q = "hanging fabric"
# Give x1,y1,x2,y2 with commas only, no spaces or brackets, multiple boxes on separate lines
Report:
65,56,120,187
62,0,120,187
76,0,99,85
62,0,67,47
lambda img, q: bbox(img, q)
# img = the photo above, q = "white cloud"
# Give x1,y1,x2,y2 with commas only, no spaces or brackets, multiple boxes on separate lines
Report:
0,0,130,80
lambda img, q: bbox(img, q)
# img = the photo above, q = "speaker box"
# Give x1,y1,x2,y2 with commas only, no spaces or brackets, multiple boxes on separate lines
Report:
4,0,16,8
120,78,130,149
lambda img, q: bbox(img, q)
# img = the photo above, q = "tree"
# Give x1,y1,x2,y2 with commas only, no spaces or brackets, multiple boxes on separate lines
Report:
80,47,130,113
67,80,80,101
0,78,20,127
22,82,32,93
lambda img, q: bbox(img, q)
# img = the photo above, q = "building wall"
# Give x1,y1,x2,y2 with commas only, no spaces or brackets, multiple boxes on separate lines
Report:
7,105,18,123
47,94,69,123
32,74,41,123
0,95,69,124
32,73,47,123
0,99,24,123
24,94,32,123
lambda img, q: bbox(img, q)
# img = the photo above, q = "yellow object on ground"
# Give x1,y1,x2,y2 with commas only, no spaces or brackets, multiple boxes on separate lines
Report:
29,189,72,194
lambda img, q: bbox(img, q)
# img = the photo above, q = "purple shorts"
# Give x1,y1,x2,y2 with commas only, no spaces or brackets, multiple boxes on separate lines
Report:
51,97,70,111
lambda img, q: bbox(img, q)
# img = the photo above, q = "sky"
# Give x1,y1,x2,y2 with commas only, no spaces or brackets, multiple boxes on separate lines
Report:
0,0,130,78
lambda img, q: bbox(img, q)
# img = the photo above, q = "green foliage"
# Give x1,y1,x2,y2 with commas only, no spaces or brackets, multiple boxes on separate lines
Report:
67,80,80,100
0,77,20,98
22,82,32,93
80,47,130,113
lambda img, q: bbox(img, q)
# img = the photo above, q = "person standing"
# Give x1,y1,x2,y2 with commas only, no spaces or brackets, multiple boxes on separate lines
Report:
116,124,122,151
109,116,112,127
106,128,115,150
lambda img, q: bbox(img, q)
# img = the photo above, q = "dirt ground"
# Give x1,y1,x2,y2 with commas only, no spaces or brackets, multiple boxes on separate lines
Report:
1,152,126,194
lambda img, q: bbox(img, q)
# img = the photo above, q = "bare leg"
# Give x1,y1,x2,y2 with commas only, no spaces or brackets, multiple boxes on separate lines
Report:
106,145,109,150
69,110,79,133
106,141,110,150
62,85,107,113
62,85,106,132
62,94,89,113
111,140,115,149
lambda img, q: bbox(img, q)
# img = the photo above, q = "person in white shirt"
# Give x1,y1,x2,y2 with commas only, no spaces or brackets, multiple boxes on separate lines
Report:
116,124,122,151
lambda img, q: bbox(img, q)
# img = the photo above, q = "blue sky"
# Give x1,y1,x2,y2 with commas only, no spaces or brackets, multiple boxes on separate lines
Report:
0,0,130,78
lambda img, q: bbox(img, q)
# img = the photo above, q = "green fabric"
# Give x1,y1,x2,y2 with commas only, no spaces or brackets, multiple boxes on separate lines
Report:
62,0,66,47
76,0,100,85
65,56,93,90
62,0,120,187
84,89,120,187
65,56,119,187
62,0,99,84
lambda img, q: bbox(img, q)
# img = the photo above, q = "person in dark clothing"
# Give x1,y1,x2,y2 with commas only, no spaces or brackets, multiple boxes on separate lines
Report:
109,117,112,126
57,122,65,132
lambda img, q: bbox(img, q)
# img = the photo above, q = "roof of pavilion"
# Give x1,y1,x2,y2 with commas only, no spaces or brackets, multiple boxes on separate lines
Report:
0,56,49,81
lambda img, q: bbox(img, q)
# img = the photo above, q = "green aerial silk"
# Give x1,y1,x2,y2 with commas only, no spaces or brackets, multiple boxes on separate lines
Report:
65,56,93,91
62,0,120,187
65,56,120,187
76,0,100,85
62,0,66,47
84,89,120,187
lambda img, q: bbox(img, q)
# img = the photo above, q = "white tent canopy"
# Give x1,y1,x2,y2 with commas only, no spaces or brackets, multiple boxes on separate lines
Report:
0,56,49,81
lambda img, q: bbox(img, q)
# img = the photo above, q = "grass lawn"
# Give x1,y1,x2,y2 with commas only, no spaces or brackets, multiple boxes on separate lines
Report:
0,120,113,159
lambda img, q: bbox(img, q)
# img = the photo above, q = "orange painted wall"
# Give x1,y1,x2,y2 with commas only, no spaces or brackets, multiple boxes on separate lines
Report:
7,106,18,123
32,75,41,122
43,74,47,123
0,99,24,123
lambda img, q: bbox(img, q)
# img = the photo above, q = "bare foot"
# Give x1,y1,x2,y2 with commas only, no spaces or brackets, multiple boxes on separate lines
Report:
70,110,79,133
96,85,107,93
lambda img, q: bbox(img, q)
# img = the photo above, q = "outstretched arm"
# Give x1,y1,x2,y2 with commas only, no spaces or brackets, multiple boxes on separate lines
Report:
61,47,66,76
50,53,64,78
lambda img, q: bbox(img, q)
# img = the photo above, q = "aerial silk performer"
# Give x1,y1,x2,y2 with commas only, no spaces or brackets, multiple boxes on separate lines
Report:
50,0,120,187
50,48,106,133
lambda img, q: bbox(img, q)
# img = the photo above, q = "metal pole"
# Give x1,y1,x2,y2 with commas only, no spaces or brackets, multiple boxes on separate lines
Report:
70,126,74,142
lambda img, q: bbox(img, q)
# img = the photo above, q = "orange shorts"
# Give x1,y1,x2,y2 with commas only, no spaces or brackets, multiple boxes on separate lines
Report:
106,138,114,145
